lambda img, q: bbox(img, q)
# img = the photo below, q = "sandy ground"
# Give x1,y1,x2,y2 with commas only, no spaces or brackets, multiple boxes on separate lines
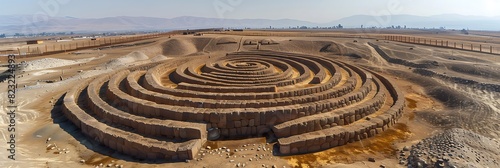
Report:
0,29,499,168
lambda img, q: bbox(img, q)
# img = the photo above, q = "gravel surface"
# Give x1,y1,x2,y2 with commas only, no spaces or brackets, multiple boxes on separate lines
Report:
400,128,500,168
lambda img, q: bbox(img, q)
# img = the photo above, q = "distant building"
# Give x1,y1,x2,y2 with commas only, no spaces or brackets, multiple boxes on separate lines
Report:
26,40,43,45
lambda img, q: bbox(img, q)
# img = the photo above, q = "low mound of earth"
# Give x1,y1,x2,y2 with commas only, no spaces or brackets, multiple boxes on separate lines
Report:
216,37,238,45
105,51,149,68
161,38,198,56
403,128,500,168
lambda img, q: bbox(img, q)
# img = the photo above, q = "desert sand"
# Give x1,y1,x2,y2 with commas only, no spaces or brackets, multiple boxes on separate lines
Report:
0,29,499,168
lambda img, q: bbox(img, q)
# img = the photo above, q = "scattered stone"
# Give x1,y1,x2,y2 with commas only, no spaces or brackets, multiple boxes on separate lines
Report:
368,158,376,162
403,146,410,151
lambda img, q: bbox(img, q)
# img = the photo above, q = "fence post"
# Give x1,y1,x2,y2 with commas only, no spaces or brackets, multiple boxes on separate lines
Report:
17,48,20,56
454,42,456,48
480,45,482,52
27,46,30,56
471,44,473,51
491,46,493,53
462,44,463,49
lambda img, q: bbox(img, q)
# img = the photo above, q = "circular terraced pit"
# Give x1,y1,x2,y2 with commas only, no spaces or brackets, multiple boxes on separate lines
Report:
62,50,404,161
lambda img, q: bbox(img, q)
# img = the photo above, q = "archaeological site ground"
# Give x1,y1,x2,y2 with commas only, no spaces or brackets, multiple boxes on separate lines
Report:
1,29,499,168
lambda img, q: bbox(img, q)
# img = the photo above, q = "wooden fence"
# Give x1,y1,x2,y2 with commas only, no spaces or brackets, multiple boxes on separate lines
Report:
0,31,180,62
385,36,499,55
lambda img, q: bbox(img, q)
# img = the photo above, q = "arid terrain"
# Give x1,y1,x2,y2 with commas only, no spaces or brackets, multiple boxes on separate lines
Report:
1,29,499,168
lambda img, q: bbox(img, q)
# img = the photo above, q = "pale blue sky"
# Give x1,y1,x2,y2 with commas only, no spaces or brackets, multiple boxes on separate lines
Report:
1,0,499,23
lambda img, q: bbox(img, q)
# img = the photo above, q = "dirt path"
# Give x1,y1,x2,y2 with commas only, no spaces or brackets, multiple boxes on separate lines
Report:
365,43,390,67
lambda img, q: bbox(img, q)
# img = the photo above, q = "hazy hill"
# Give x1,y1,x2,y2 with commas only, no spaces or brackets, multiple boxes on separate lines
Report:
1,14,499,34
0,15,316,34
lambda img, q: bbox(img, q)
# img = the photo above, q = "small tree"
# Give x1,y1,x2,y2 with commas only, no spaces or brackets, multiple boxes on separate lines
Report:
461,29,469,35
0,34,6,38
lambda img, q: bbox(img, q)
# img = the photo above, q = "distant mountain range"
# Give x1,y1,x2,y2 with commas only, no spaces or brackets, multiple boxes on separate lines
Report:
1,14,499,34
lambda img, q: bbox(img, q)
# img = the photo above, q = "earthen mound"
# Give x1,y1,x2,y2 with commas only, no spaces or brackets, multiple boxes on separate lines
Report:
216,37,238,45
161,39,198,55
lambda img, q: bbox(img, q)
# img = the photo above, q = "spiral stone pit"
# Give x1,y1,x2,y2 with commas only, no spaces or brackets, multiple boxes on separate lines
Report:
61,50,405,161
